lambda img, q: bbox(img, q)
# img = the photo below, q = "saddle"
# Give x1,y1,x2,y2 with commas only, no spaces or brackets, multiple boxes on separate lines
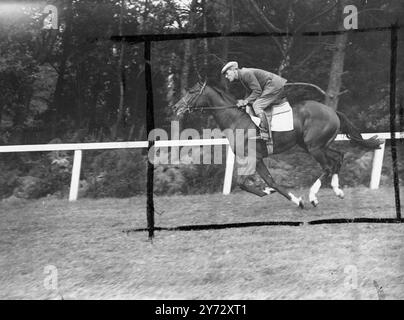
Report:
246,98,293,154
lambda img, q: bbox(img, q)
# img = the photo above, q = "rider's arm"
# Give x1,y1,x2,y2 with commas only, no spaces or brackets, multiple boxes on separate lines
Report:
242,71,262,103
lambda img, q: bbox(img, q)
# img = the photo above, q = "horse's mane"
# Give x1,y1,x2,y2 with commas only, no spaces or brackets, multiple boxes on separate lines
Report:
205,79,237,104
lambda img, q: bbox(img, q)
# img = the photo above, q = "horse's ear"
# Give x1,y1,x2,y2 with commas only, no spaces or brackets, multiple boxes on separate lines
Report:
195,68,203,84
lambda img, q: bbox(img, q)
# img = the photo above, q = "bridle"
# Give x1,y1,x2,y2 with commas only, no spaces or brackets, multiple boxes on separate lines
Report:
180,81,207,112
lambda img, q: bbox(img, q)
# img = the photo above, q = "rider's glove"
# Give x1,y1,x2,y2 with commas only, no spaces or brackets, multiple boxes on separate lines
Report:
236,99,248,108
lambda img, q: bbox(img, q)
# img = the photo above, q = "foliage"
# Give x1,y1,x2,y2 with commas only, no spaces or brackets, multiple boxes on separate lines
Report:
84,149,147,198
0,0,403,199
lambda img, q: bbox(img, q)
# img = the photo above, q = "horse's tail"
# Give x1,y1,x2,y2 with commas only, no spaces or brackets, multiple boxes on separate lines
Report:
336,111,382,150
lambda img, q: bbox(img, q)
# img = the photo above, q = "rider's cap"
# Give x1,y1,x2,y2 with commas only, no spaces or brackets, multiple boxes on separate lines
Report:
221,61,238,74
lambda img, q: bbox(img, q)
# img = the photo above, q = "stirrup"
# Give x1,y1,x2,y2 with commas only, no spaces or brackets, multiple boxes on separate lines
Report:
266,139,273,154
259,130,270,141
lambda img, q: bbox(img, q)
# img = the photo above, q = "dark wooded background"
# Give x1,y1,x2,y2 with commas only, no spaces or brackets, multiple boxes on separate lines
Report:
0,0,403,199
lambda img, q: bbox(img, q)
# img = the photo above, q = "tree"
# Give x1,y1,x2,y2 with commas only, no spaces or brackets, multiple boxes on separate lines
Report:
180,0,198,95
111,0,127,140
324,0,351,110
51,0,73,135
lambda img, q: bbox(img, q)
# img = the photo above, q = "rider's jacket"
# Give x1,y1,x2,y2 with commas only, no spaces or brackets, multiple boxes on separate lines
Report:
237,68,287,103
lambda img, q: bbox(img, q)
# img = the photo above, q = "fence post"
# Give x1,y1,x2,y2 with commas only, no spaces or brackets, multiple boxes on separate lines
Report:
369,141,385,189
69,150,82,201
223,145,235,195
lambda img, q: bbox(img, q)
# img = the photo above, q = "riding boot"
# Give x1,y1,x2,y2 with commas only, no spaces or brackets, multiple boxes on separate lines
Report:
258,113,270,141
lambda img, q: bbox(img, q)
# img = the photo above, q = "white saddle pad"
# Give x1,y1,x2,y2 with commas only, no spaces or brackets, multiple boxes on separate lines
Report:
248,101,294,132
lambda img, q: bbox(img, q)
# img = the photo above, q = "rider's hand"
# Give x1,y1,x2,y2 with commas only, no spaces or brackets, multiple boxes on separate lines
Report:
237,99,248,108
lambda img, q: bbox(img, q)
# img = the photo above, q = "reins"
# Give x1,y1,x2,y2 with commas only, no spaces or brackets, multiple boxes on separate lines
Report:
194,105,238,110
186,81,239,111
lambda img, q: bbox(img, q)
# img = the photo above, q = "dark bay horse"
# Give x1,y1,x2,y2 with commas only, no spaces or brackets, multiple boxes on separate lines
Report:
173,81,382,208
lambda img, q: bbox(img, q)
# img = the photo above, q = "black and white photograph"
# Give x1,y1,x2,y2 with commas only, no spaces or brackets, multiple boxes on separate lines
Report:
0,0,403,302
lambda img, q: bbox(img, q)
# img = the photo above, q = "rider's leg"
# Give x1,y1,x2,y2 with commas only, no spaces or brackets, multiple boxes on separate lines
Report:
252,101,270,140
252,87,285,141
257,113,270,139
266,108,273,142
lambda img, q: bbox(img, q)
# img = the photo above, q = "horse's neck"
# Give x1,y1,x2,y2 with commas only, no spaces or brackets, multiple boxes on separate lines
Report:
209,109,231,130
210,108,252,132
205,86,255,133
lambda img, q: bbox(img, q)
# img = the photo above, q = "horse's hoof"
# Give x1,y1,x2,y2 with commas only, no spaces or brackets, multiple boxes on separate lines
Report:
333,188,344,199
311,199,319,207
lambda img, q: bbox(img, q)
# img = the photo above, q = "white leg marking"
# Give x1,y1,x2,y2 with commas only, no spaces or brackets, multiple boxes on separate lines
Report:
331,174,344,198
288,192,302,206
309,178,321,203
263,187,276,195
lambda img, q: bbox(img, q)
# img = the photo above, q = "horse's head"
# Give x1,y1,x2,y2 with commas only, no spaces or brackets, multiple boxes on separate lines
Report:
172,81,207,117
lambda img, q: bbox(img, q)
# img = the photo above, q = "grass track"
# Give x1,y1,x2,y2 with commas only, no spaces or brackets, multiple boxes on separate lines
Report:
0,187,403,299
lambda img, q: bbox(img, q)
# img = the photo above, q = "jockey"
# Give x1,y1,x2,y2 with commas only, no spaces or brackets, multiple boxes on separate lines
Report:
221,61,287,141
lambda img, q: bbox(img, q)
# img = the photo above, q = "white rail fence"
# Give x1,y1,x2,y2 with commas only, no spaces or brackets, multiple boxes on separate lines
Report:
0,132,402,201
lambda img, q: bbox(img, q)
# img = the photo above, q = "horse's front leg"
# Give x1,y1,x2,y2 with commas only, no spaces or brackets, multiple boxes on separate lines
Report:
236,155,276,197
255,159,304,208
237,175,272,197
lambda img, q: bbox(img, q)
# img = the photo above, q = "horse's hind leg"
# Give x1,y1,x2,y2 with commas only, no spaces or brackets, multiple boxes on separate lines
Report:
326,148,345,199
256,159,304,208
308,148,333,206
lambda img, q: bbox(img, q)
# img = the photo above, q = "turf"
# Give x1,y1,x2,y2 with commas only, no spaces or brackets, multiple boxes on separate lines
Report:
0,187,403,299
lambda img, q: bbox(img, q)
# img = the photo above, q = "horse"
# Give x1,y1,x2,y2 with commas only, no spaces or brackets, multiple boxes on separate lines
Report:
173,80,382,208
